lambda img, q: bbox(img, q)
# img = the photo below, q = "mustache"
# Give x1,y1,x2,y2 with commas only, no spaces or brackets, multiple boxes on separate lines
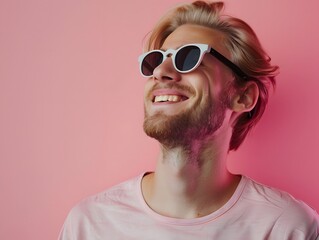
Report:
147,82,196,97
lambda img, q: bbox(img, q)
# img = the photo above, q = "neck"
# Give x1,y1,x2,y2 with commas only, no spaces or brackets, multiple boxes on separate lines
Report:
142,133,240,219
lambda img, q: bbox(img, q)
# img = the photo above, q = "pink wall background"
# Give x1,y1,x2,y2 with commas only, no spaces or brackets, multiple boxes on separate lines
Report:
0,0,318,239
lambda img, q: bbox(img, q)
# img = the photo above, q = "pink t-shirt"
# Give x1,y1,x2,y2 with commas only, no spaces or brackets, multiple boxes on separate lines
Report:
59,174,319,240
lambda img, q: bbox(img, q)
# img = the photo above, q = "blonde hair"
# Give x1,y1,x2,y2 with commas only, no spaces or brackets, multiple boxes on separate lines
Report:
146,1,279,151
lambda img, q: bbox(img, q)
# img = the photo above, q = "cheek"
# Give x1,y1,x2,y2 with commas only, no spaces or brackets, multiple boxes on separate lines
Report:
144,80,152,99
192,73,214,100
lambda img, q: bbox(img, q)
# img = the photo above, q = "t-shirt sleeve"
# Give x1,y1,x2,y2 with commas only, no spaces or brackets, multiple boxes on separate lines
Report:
58,210,75,240
280,199,319,240
58,200,93,240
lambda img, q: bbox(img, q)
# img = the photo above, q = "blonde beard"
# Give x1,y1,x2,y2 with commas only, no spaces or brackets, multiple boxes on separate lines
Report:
143,97,227,148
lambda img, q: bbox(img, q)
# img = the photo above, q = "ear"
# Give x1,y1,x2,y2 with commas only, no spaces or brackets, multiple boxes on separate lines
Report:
231,81,259,114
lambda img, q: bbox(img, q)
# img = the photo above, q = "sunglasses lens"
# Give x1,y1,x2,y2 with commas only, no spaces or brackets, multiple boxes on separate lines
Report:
175,46,200,72
141,51,163,76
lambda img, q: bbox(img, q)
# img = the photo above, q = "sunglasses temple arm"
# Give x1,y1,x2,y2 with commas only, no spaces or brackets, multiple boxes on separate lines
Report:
209,48,248,80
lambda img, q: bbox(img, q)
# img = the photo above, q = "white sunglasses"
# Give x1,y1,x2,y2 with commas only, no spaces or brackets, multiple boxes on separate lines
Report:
138,43,248,79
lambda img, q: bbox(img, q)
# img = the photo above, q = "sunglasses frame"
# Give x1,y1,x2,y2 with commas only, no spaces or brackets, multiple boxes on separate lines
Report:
138,43,248,80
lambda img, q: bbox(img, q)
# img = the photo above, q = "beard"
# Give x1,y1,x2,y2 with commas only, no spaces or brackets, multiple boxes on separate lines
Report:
143,93,227,148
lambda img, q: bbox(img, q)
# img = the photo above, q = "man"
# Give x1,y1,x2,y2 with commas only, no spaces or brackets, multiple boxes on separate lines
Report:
59,1,319,239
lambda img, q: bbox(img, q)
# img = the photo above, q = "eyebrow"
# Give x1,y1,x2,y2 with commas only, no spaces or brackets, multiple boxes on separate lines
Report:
159,43,184,51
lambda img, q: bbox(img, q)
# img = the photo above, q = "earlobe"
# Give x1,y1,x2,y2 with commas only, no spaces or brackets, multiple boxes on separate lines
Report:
231,81,259,114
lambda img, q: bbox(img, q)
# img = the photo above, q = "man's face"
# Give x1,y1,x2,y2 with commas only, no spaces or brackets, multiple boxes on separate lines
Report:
143,24,235,147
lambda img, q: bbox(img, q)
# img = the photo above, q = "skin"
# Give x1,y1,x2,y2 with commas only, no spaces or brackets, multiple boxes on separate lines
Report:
142,24,258,219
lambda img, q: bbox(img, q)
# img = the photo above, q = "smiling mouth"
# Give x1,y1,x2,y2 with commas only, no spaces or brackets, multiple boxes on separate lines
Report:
153,95,188,103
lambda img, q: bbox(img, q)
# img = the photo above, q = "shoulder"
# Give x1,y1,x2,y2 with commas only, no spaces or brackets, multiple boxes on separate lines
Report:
65,174,143,223
242,176,319,238
59,174,144,239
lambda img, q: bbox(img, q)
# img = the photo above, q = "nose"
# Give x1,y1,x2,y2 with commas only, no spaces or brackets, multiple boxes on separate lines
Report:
152,57,181,82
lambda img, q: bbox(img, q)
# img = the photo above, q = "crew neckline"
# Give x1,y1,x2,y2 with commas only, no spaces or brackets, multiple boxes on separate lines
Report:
136,172,247,226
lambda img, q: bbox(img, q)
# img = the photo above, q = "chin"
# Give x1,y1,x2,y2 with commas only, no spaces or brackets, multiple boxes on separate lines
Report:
143,99,227,146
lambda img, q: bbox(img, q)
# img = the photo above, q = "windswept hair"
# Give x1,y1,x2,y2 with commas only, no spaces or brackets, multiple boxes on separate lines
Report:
145,1,279,151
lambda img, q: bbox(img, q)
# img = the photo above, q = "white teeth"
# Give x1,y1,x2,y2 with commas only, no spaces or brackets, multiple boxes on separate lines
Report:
154,95,182,103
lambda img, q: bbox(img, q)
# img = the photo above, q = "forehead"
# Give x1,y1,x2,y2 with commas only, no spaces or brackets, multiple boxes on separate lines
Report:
162,24,229,57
